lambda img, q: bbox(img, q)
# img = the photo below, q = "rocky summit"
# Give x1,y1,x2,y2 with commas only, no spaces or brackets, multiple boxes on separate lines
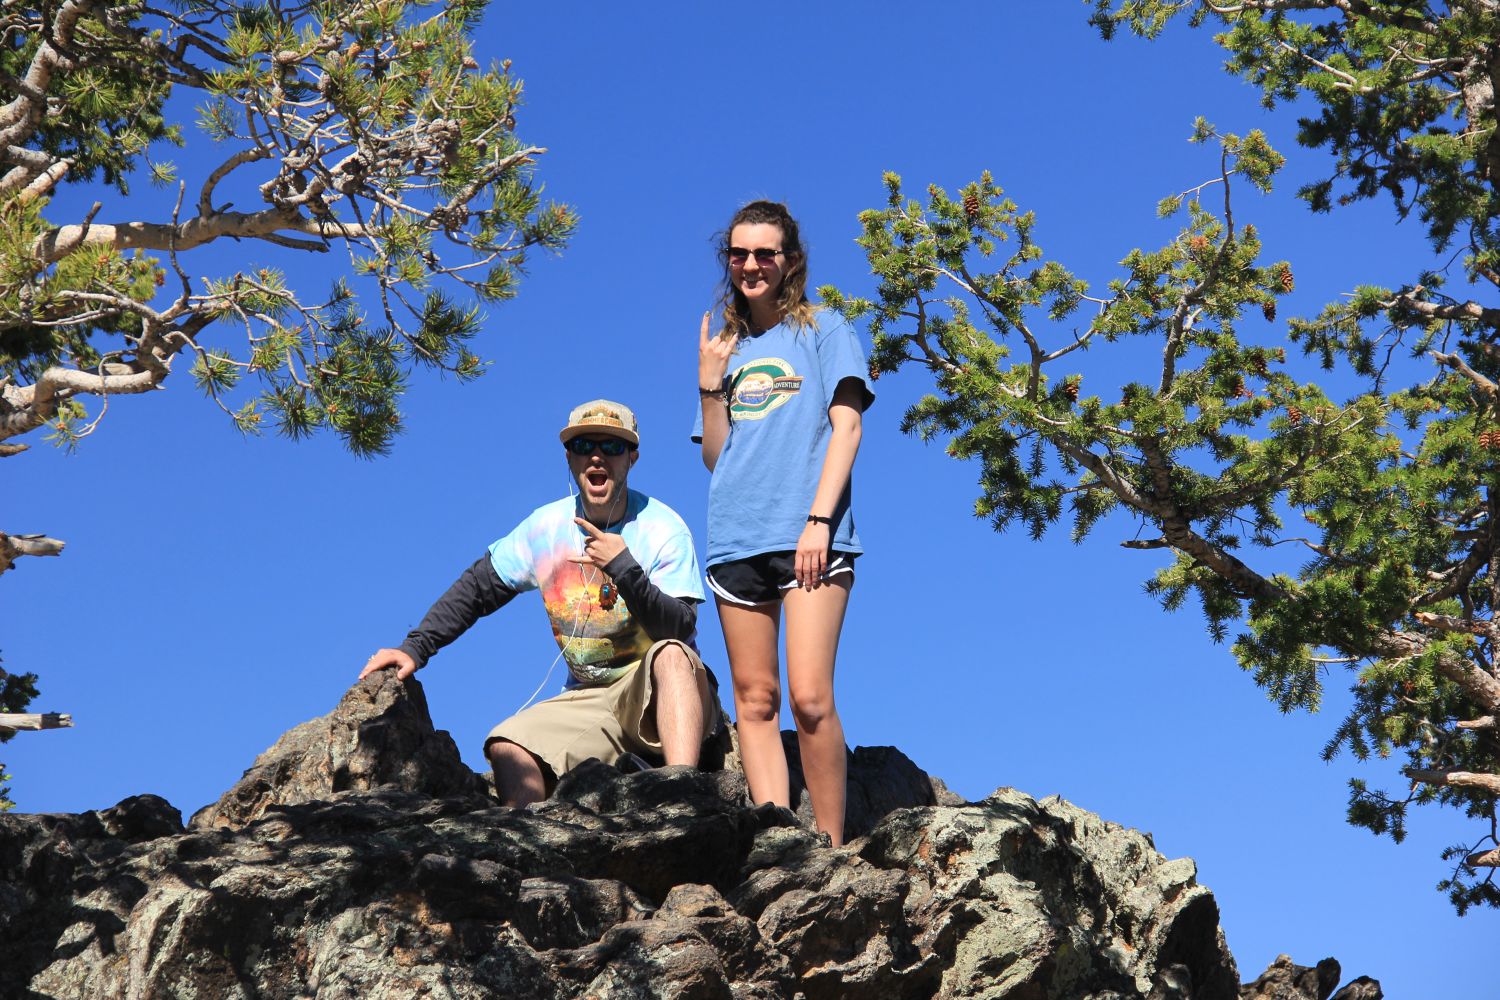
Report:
0,673,1381,999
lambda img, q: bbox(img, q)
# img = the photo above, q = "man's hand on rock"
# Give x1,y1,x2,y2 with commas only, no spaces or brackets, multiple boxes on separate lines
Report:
360,647,418,681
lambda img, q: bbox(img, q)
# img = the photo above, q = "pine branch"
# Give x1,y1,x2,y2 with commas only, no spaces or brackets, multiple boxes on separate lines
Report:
1413,611,1499,644
1406,767,1500,796
1137,435,1282,601
1428,650,1500,715
1429,348,1500,403
35,207,372,262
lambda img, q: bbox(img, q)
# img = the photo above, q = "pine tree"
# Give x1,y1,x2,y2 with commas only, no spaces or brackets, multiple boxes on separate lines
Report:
829,2,1500,913
0,0,573,572
0,656,40,811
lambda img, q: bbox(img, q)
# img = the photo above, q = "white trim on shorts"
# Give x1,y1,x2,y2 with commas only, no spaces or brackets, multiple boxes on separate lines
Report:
705,553,855,607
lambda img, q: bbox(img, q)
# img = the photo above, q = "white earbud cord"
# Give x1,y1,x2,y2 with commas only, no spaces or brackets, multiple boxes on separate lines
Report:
515,475,626,712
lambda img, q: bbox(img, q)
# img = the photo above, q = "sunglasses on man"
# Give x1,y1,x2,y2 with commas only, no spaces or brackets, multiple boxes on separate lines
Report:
565,436,631,457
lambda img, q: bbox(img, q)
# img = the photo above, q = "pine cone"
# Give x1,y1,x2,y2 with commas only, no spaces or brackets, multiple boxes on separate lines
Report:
1189,234,1210,252
1262,300,1277,323
1253,357,1270,377
1064,379,1079,402
1279,266,1295,292
963,192,981,219
1287,405,1304,426
868,362,882,383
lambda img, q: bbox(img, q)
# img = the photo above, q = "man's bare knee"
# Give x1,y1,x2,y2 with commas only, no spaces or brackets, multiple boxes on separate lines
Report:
651,642,694,683
486,738,547,807
486,737,530,766
487,737,545,781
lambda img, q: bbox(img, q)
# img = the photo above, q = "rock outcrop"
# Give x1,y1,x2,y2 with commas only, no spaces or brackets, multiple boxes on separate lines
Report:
0,672,1382,999
189,670,486,831
1238,955,1384,1000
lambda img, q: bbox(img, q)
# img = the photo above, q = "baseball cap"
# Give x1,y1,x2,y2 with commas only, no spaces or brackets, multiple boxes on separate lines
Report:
559,399,640,447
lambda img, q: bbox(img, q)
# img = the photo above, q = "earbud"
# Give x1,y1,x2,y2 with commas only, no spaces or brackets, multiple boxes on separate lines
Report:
519,477,629,713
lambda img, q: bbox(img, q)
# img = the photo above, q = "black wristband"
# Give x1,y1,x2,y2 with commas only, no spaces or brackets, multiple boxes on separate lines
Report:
806,514,833,526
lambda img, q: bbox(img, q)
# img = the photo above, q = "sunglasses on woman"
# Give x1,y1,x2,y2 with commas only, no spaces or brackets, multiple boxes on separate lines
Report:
725,246,787,266
565,436,630,457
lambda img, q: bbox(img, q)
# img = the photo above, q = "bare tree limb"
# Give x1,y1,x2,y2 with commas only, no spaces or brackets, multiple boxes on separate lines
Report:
0,532,66,574
1407,767,1500,795
1414,610,1500,643
0,712,73,735
1430,348,1500,403
36,206,370,261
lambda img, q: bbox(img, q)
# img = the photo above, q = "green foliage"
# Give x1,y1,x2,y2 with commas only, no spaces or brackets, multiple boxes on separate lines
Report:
0,654,40,811
0,15,178,196
1072,0,1500,913
836,89,1500,909
0,0,573,458
1088,0,1500,254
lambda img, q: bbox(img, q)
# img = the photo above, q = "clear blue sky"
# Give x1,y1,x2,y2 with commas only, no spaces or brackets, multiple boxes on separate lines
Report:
4,4,1487,995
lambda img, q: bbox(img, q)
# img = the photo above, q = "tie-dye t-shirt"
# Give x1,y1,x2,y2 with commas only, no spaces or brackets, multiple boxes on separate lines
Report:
488,489,704,687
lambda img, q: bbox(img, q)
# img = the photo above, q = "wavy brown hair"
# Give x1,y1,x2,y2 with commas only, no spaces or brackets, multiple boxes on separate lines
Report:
716,200,818,341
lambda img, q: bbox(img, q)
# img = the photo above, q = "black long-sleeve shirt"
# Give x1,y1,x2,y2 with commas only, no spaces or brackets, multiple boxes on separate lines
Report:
397,551,697,670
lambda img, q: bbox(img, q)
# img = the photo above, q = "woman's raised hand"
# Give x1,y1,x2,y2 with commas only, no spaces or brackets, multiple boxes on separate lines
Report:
698,311,735,390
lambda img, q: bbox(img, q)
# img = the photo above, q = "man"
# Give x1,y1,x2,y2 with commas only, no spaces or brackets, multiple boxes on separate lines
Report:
360,399,717,807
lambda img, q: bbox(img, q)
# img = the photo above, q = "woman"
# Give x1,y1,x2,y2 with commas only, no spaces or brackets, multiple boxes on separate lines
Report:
693,200,873,847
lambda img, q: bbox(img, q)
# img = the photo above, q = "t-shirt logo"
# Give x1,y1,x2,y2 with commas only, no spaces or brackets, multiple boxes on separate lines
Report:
730,357,803,420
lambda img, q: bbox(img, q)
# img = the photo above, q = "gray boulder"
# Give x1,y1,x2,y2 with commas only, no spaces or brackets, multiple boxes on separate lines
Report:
0,672,1382,999
190,671,486,831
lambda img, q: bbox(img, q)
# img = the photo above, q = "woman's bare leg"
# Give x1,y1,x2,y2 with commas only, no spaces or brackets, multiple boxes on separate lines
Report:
717,597,790,807
784,576,852,846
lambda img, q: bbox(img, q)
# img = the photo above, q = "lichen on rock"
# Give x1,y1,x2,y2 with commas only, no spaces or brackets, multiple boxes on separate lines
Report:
0,672,1381,999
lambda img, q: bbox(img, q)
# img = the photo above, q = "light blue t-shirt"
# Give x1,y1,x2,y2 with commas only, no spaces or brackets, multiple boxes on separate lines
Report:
692,311,874,567
488,490,704,686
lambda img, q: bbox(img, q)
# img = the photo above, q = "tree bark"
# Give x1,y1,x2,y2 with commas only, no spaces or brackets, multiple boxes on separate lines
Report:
0,712,72,734
0,533,65,574
1406,767,1500,795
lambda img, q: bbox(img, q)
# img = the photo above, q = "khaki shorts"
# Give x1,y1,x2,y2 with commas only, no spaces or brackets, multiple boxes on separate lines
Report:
485,639,718,785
